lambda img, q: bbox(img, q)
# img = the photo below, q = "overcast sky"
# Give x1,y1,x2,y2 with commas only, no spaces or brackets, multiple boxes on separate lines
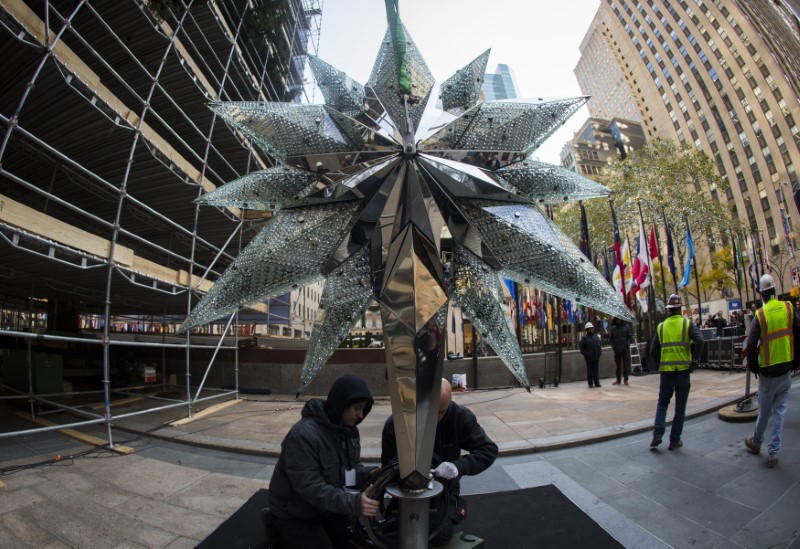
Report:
311,0,602,164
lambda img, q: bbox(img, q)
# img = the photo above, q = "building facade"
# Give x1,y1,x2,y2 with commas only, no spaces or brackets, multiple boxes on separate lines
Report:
575,0,800,293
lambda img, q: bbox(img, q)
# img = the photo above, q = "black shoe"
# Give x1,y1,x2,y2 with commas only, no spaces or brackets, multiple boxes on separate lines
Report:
668,440,683,450
596,384,602,388
650,435,662,448
588,384,594,388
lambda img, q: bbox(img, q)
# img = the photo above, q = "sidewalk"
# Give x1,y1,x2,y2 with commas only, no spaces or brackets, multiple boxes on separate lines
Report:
2,369,798,549
104,369,751,460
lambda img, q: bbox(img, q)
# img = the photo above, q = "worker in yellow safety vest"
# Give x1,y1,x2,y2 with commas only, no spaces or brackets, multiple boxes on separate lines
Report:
649,294,703,451
743,273,800,469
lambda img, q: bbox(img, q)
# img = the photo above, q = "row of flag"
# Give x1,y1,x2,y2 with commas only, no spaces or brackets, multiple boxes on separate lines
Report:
582,198,785,310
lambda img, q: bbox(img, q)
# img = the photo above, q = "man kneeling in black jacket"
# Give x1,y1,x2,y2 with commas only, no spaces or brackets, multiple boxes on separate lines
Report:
381,378,498,546
266,374,379,548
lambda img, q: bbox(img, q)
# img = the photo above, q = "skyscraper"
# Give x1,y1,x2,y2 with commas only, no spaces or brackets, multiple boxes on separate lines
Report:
482,63,518,100
575,0,800,291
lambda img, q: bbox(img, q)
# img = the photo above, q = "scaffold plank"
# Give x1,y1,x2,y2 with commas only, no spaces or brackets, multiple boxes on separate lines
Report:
167,398,241,426
14,411,135,455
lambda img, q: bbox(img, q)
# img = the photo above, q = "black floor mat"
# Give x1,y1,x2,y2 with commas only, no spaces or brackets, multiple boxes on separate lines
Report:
197,485,623,548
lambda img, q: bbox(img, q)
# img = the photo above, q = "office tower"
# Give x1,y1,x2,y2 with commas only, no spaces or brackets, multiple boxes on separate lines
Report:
482,63,518,100
576,0,800,290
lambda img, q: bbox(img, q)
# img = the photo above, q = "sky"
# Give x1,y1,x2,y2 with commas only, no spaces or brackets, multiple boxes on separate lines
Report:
310,0,602,164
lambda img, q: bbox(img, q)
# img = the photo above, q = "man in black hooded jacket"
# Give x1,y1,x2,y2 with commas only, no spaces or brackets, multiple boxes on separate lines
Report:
267,374,379,548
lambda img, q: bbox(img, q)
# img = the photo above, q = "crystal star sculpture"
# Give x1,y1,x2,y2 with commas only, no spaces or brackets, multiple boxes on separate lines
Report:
182,24,632,487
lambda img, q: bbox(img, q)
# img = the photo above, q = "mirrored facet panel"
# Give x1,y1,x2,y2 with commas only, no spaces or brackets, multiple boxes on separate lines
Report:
418,154,521,201
182,201,361,329
367,25,435,134
196,167,318,211
210,102,370,161
308,55,370,120
439,49,490,115
497,160,611,204
451,243,529,388
456,200,633,321
298,246,375,394
418,97,589,154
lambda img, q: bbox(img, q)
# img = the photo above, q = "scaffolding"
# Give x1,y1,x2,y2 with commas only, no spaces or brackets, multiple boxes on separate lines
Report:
0,0,319,447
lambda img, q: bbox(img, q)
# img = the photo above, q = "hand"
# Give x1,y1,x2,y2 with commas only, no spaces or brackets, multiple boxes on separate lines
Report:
360,484,379,518
431,461,459,480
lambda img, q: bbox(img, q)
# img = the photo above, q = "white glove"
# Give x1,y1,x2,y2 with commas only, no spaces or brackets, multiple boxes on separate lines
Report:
431,461,459,480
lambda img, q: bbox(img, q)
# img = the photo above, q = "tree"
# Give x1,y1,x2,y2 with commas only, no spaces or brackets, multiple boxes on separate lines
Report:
556,139,743,295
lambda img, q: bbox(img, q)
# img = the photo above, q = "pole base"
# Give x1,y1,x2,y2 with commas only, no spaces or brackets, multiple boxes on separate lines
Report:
734,397,758,413
386,481,444,549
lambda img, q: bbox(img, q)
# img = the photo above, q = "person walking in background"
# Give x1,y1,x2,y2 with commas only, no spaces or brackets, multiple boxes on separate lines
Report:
650,294,703,450
743,274,800,468
608,317,633,385
580,321,603,388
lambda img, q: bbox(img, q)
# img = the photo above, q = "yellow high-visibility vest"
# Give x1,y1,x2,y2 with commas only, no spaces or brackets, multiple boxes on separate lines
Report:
657,316,692,372
756,298,794,368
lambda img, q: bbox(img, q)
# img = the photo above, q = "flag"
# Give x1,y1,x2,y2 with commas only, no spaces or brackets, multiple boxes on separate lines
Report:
579,201,591,261
649,225,659,261
750,233,760,290
678,218,695,288
760,232,771,273
780,203,795,258
632,204,651,290
603,249,611,283
664,210,678,290
733,236,743,295
610,201,627,304
622,237,633,298
451,310,456,334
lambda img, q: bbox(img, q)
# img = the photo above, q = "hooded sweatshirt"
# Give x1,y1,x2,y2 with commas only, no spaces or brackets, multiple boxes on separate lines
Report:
268,374,374,519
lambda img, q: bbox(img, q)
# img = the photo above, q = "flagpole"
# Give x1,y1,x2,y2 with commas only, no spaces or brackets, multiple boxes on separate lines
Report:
693,256,703,324
654,218,668,305
686,214,703,326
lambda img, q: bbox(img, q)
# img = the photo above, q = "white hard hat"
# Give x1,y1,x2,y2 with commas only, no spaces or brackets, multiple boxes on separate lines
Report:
667,294,682,309
759,273,775,292
585,322,594,329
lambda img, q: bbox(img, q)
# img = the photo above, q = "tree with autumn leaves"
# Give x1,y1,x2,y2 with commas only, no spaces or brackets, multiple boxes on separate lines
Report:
555,139,745,307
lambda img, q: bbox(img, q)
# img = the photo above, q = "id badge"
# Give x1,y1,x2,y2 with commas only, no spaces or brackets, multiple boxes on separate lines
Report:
345,468,356,487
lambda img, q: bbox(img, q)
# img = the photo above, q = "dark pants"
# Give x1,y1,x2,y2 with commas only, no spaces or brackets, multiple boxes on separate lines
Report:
653,372,691,442
586,359,600,387
271,513,350,549
614,350,630,382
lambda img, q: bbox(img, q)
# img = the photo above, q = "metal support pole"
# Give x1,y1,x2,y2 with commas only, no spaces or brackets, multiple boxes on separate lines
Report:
386,481,443,549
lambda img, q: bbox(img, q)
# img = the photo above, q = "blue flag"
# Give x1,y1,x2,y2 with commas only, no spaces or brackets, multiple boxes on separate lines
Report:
678,218,695,288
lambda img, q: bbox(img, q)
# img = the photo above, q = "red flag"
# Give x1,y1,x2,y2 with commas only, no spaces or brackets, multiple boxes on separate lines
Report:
649,225,659,260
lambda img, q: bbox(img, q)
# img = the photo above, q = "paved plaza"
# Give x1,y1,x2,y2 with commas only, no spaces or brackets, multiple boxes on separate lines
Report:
1,369,799,548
